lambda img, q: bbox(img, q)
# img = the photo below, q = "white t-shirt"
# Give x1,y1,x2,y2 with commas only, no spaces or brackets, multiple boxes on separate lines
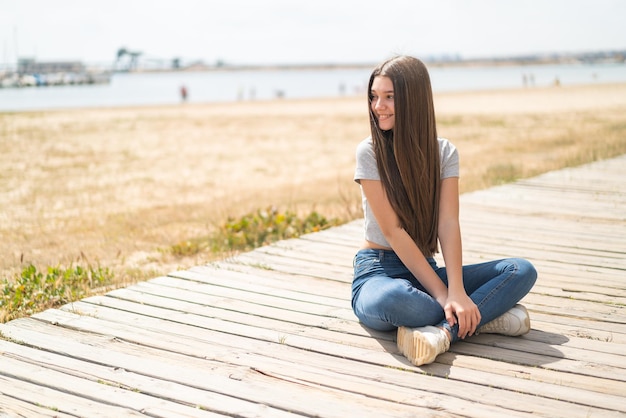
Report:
354,136,459,248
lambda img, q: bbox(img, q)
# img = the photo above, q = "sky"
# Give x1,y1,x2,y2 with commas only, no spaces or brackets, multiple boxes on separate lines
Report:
1,0,625,67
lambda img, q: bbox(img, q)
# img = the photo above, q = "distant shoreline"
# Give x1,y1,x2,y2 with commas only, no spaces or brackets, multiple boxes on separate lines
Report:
134,49,626,73
142,55,626,74
4,49,619,75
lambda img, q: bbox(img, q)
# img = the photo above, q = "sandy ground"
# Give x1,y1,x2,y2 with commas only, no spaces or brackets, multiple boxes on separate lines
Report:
2,82,626,282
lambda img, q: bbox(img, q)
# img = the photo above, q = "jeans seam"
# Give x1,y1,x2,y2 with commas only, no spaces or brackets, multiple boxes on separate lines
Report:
476,260,519,310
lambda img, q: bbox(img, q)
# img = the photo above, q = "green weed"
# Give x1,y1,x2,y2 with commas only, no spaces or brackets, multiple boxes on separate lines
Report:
171,206,341,256
1,263,113,323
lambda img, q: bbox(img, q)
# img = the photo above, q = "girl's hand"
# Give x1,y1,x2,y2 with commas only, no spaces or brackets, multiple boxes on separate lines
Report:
444,292,481,339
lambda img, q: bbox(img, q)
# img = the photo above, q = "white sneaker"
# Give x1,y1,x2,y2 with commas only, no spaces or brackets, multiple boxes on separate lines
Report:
397,325,450,366
478,304,530,336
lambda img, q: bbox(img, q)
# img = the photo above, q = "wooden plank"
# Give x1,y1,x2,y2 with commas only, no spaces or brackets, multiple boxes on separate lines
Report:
62,296,393,353
0,390,76,418
0,367,162,417
26,310,619,414
127,278,355,322
529,283,626,305
515,294,626,326
460,222,625,255
51,298,624,412
0,319,455,417
189,262,350,296
12,310,612,409
0,341,292,418
230,250,352,281
1,298,620,416
168,269,349,309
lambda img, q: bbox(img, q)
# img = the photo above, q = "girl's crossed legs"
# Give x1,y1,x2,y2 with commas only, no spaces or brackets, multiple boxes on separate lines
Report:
351,249,537,343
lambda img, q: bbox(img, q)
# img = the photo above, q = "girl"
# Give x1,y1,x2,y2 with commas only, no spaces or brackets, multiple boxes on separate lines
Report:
352,55,537,366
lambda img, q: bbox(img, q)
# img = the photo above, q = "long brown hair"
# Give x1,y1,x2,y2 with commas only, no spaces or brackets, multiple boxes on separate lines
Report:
369,56,441,256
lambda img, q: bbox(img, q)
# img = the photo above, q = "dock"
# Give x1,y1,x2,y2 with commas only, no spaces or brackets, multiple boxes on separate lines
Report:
1,154,625,417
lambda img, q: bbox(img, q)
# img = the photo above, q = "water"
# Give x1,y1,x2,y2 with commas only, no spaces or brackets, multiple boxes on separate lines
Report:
1,62,624,112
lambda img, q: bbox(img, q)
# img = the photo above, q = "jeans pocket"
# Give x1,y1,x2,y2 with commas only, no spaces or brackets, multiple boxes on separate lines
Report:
353,255,378,277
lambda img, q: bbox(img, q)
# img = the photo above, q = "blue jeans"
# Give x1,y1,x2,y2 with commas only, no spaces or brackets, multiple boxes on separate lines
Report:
351,249,537,343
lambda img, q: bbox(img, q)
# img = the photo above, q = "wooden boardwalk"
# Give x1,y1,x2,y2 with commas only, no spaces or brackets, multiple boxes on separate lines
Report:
1,155,625,417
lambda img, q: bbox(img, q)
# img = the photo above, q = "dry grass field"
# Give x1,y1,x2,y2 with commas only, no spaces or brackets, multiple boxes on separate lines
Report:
2,82,626,286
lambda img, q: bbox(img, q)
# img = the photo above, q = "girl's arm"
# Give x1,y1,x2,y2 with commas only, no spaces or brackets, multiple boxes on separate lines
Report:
360,179,449,307
438,177,481,337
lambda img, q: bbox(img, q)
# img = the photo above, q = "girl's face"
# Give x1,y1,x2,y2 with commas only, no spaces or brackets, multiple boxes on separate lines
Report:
370,76,395,131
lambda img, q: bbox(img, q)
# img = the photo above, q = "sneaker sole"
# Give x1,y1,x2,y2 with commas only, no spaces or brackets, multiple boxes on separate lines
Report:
397,327,437,366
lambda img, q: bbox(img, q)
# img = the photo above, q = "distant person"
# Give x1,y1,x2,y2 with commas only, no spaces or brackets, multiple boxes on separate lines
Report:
180,85,188,102
351,55,537,366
